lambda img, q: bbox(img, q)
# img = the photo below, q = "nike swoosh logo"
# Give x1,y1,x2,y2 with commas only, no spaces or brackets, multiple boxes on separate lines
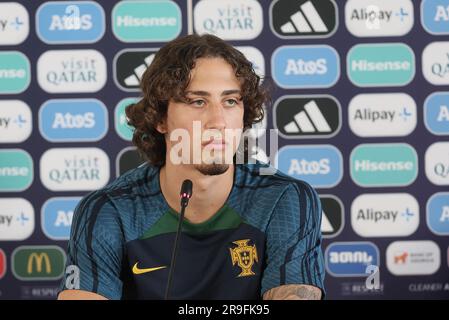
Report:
132,262,167,275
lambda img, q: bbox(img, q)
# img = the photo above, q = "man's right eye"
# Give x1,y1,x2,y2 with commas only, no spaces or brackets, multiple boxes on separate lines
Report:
189,100,205,107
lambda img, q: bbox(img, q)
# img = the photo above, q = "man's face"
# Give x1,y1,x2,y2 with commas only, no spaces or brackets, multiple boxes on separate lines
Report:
159,57,245,175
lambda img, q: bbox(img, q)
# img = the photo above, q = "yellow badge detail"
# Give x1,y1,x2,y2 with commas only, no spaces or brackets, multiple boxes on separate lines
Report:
132,262,167,275
229,239,259,277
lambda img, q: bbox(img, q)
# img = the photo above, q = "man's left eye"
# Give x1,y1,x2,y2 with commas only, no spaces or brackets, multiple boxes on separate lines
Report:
225,99,239,107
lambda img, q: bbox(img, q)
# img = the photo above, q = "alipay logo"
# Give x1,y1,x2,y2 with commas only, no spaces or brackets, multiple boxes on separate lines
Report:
0,2,29,45
37,49,107,93
270,0,338,39
0,198,34,241
36,1,105,44
0,51,31,94
345,0,414,37
351,193,419,238
425,142,449,186
424,92,449,135
0,149,33,192
348,93,417,137
422,41,449,85
0,100,32,143
347,43,415,87
325,242,380,277
350,143,418,187
194,0,263,40
427,192,449,236
421,0,449,35
275,145,343,188
112,0,181,42
41,197,80,240
39,99,108,142
39,148,110,191
272,45,340,88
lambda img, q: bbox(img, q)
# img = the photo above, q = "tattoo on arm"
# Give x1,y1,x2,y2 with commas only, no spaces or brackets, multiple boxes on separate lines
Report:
263,284,322,300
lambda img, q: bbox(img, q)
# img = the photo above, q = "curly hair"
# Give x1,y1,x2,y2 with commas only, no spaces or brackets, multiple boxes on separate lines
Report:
125,34,270,166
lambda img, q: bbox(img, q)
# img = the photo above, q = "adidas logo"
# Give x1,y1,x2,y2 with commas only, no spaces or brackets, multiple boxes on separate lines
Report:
124,54,155,87
320,196,344,238
274,96,341,138
281,1,328,33
270,0,337,38
284,100,331,133
321,209,334,233
114,49,158,91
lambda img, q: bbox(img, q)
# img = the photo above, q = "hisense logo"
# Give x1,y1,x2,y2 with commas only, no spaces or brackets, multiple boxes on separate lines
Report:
112,1,181,42
0,68,27,79
351,59,411,72
347,43,415,87
350,144,418,187
0,51,30,94
353,160,414,172
115,15,177,27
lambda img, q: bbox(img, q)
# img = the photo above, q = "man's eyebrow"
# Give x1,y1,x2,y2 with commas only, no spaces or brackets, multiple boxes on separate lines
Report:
185,90,241,97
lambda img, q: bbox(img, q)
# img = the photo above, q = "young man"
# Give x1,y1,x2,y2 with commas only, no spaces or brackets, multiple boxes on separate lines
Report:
58,34,325,300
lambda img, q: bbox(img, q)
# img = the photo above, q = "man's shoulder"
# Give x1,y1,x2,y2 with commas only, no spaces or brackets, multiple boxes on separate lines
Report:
75,162,160,212
235,161,316,195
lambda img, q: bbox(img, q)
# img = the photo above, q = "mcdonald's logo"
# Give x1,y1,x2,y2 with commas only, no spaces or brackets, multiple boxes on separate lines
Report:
27,253,51,274
12,246,65,280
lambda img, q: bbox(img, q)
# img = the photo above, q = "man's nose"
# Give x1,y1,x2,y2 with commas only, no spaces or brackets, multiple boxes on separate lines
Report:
205,102,226,130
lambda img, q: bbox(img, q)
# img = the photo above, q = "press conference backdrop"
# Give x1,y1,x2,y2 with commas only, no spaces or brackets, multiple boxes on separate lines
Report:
0,0,448,300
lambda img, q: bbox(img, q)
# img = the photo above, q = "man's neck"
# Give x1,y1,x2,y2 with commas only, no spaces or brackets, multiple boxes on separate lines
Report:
159,162,235,224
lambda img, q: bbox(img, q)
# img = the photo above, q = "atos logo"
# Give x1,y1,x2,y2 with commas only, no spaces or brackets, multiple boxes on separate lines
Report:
424,92,449,135
41,197,80,240
421,0,449,35
326,242,380,277
427,192,449,236
272,45,340,88
36,1,105,44
276,145,343,188
39,99,108,142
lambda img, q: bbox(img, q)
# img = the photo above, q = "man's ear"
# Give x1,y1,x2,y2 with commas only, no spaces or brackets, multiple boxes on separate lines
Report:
156,119,167,134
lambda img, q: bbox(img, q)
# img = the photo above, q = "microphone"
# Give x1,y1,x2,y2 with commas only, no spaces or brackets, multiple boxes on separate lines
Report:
164,179,193,300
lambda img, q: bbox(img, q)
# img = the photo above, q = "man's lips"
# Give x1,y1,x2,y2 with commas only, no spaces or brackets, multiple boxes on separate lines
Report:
202,139,227,150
